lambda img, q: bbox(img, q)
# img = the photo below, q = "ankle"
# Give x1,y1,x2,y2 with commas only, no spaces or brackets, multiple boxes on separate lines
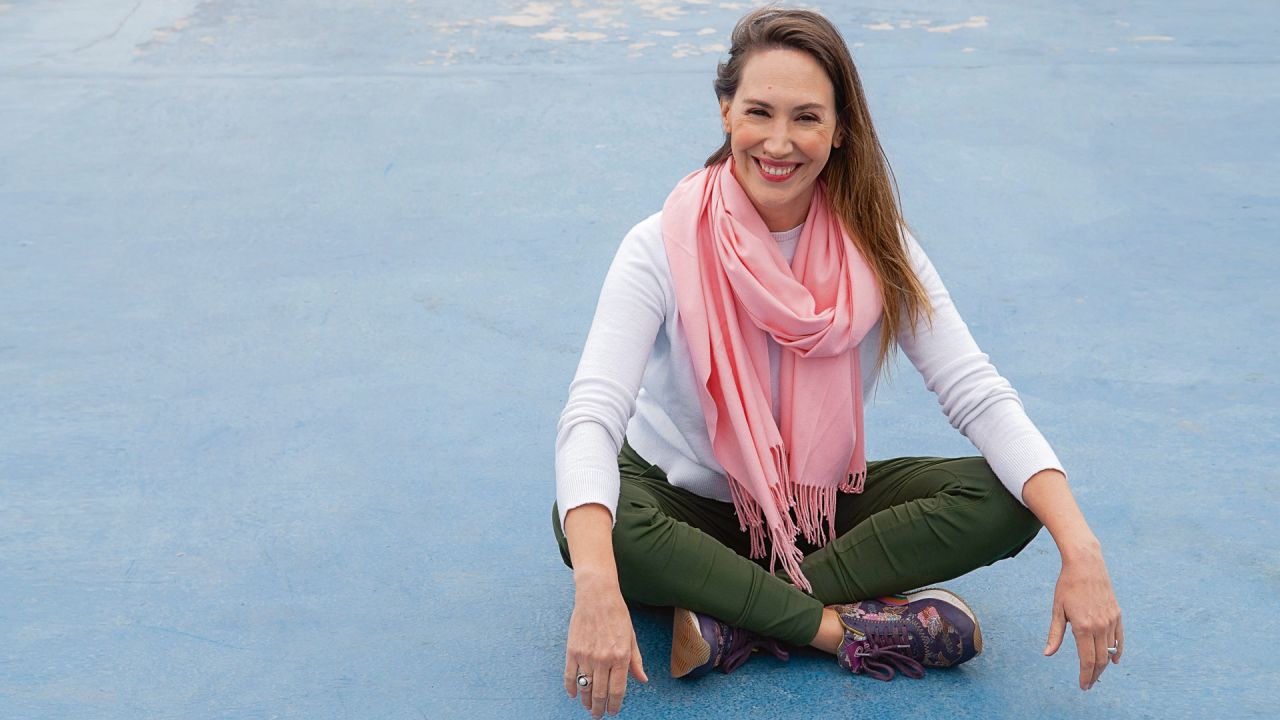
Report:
808,607,844,655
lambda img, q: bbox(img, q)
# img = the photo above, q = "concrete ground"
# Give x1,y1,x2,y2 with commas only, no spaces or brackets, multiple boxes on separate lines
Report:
2,1,1276,718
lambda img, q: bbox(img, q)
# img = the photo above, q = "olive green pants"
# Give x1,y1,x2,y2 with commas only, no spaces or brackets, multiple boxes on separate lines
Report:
551,439,1042,646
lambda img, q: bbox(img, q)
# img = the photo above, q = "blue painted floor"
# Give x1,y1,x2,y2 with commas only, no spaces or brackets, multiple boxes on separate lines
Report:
2,1,1277,718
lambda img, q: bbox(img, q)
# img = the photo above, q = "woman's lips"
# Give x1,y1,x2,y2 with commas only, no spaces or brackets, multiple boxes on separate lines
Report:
754,157,800,183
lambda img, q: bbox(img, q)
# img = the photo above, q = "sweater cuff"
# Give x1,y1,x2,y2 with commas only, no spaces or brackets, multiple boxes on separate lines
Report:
556,468,621,530
984,433,1065,507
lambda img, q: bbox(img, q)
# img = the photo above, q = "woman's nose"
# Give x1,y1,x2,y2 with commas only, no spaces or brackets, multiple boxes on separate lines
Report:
762,119,793,157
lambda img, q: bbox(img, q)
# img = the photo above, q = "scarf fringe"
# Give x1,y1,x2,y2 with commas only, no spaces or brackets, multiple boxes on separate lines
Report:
840,468,867,494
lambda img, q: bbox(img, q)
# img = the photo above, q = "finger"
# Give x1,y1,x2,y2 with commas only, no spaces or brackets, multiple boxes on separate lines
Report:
1111,614,1125,664
590,666,611,719
630,635,649,683
1091,632,1109,687
608,657,629,715
1044,603,1066,656
1072,627,1095,691
579,664,593,711
564,654,577,698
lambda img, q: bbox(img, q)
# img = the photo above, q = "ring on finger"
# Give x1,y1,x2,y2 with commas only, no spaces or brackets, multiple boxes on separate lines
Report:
576,671,591,688
1106,645,1118,656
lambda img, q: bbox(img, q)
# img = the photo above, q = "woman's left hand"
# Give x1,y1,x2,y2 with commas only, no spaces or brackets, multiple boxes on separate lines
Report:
1042,540,1123,691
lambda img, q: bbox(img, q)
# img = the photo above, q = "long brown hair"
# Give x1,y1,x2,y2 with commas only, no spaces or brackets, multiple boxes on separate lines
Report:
706,7,931,373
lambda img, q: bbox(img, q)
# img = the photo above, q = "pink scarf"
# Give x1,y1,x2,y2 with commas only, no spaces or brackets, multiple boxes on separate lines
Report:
661,158,882,593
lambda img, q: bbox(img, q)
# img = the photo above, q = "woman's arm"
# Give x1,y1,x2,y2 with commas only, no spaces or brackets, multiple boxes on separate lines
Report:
893,230,1122,690
556,215,668,718
562,504,647,719
1022,469,1123,691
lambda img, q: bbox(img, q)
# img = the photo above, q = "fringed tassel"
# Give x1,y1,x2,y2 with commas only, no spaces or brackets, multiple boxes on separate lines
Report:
771,532,812,594
790,483,839,548
839,468,866,494
727,474,768,560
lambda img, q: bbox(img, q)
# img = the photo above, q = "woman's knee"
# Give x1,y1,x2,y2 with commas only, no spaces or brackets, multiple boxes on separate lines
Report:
947,457,1043,553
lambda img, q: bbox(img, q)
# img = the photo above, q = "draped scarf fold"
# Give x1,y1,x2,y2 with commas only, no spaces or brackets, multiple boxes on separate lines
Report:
660,158,882,593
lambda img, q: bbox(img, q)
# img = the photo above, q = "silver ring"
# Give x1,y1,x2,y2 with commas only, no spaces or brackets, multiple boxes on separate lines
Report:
1106,645,1118,656
576,672,591,687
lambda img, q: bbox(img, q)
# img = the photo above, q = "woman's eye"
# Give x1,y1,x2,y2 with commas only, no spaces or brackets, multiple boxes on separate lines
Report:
746,108,768,117
798,115,819,123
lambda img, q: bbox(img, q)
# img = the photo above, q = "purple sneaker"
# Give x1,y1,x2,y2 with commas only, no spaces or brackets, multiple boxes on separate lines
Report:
831,588,983,682
670,608,790,678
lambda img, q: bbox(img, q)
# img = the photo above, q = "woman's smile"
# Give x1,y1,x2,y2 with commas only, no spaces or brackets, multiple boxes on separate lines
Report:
754,157,802,183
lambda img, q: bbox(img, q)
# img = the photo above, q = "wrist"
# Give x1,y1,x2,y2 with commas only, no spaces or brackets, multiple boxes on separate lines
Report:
1058,533,1102,565
573,566,621,595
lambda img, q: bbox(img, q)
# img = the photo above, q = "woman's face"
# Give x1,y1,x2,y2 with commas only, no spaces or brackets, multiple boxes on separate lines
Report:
719,48,842,232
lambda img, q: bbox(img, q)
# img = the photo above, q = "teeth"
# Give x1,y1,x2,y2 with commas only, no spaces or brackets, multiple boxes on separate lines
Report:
759,161,796,177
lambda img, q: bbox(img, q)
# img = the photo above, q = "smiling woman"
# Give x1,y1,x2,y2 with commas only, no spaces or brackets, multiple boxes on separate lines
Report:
550,7,1123,719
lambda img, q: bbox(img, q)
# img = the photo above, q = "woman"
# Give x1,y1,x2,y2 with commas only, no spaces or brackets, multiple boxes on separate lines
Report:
551,8,1122,718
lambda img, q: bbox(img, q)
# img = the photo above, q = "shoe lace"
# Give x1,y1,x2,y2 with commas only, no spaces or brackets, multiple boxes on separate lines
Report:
720,629,790,674
854,626,925,682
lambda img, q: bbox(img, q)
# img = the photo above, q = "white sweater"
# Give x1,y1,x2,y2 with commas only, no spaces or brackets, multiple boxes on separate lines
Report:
555,212,1063,528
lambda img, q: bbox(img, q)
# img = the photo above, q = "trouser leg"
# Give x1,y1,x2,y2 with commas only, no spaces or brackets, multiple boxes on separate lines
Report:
799,456,1044,606
551,441,823,646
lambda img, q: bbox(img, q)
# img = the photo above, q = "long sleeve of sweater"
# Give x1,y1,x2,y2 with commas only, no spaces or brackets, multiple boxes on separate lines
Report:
554,220,666,528
896,231,1064,501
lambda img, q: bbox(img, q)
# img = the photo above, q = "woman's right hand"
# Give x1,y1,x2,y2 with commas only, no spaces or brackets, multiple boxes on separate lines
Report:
561,503,648,718
564,584,648,718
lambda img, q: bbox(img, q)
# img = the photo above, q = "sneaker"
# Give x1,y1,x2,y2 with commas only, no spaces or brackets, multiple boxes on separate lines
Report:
670,607,790,678
830,588,983,681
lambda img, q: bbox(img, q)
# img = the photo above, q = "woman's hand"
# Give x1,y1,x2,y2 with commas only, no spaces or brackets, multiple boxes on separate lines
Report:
561,504,648,717
563,583,648,718
1021,469,1124,691
1042,539,1123,690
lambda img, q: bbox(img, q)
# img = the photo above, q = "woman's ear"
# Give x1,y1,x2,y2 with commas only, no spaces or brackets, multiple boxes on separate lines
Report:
719,99,732,135
833,125,843,149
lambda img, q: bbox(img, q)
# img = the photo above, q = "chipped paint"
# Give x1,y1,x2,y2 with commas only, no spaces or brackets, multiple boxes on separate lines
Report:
578,8,624,28
637,2,686,21
536,27,607,41
926,16,988,33
697,27,717,35
492,2,557,28
649,29,680,37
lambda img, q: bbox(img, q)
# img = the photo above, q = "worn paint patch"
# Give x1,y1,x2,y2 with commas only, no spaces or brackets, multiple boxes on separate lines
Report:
492,2,557,28
926,16,988,33
578,8,624,28
536,27,607,41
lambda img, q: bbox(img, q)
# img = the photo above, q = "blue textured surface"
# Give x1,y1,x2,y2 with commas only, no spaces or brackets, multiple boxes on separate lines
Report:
2,1,1277,718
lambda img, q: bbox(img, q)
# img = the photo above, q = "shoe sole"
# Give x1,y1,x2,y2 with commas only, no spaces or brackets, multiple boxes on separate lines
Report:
670,608,711,678
909,587,984,656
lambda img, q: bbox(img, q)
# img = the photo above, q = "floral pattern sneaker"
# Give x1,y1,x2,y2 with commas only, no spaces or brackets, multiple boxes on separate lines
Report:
670,607,790,678
830,588,983,681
